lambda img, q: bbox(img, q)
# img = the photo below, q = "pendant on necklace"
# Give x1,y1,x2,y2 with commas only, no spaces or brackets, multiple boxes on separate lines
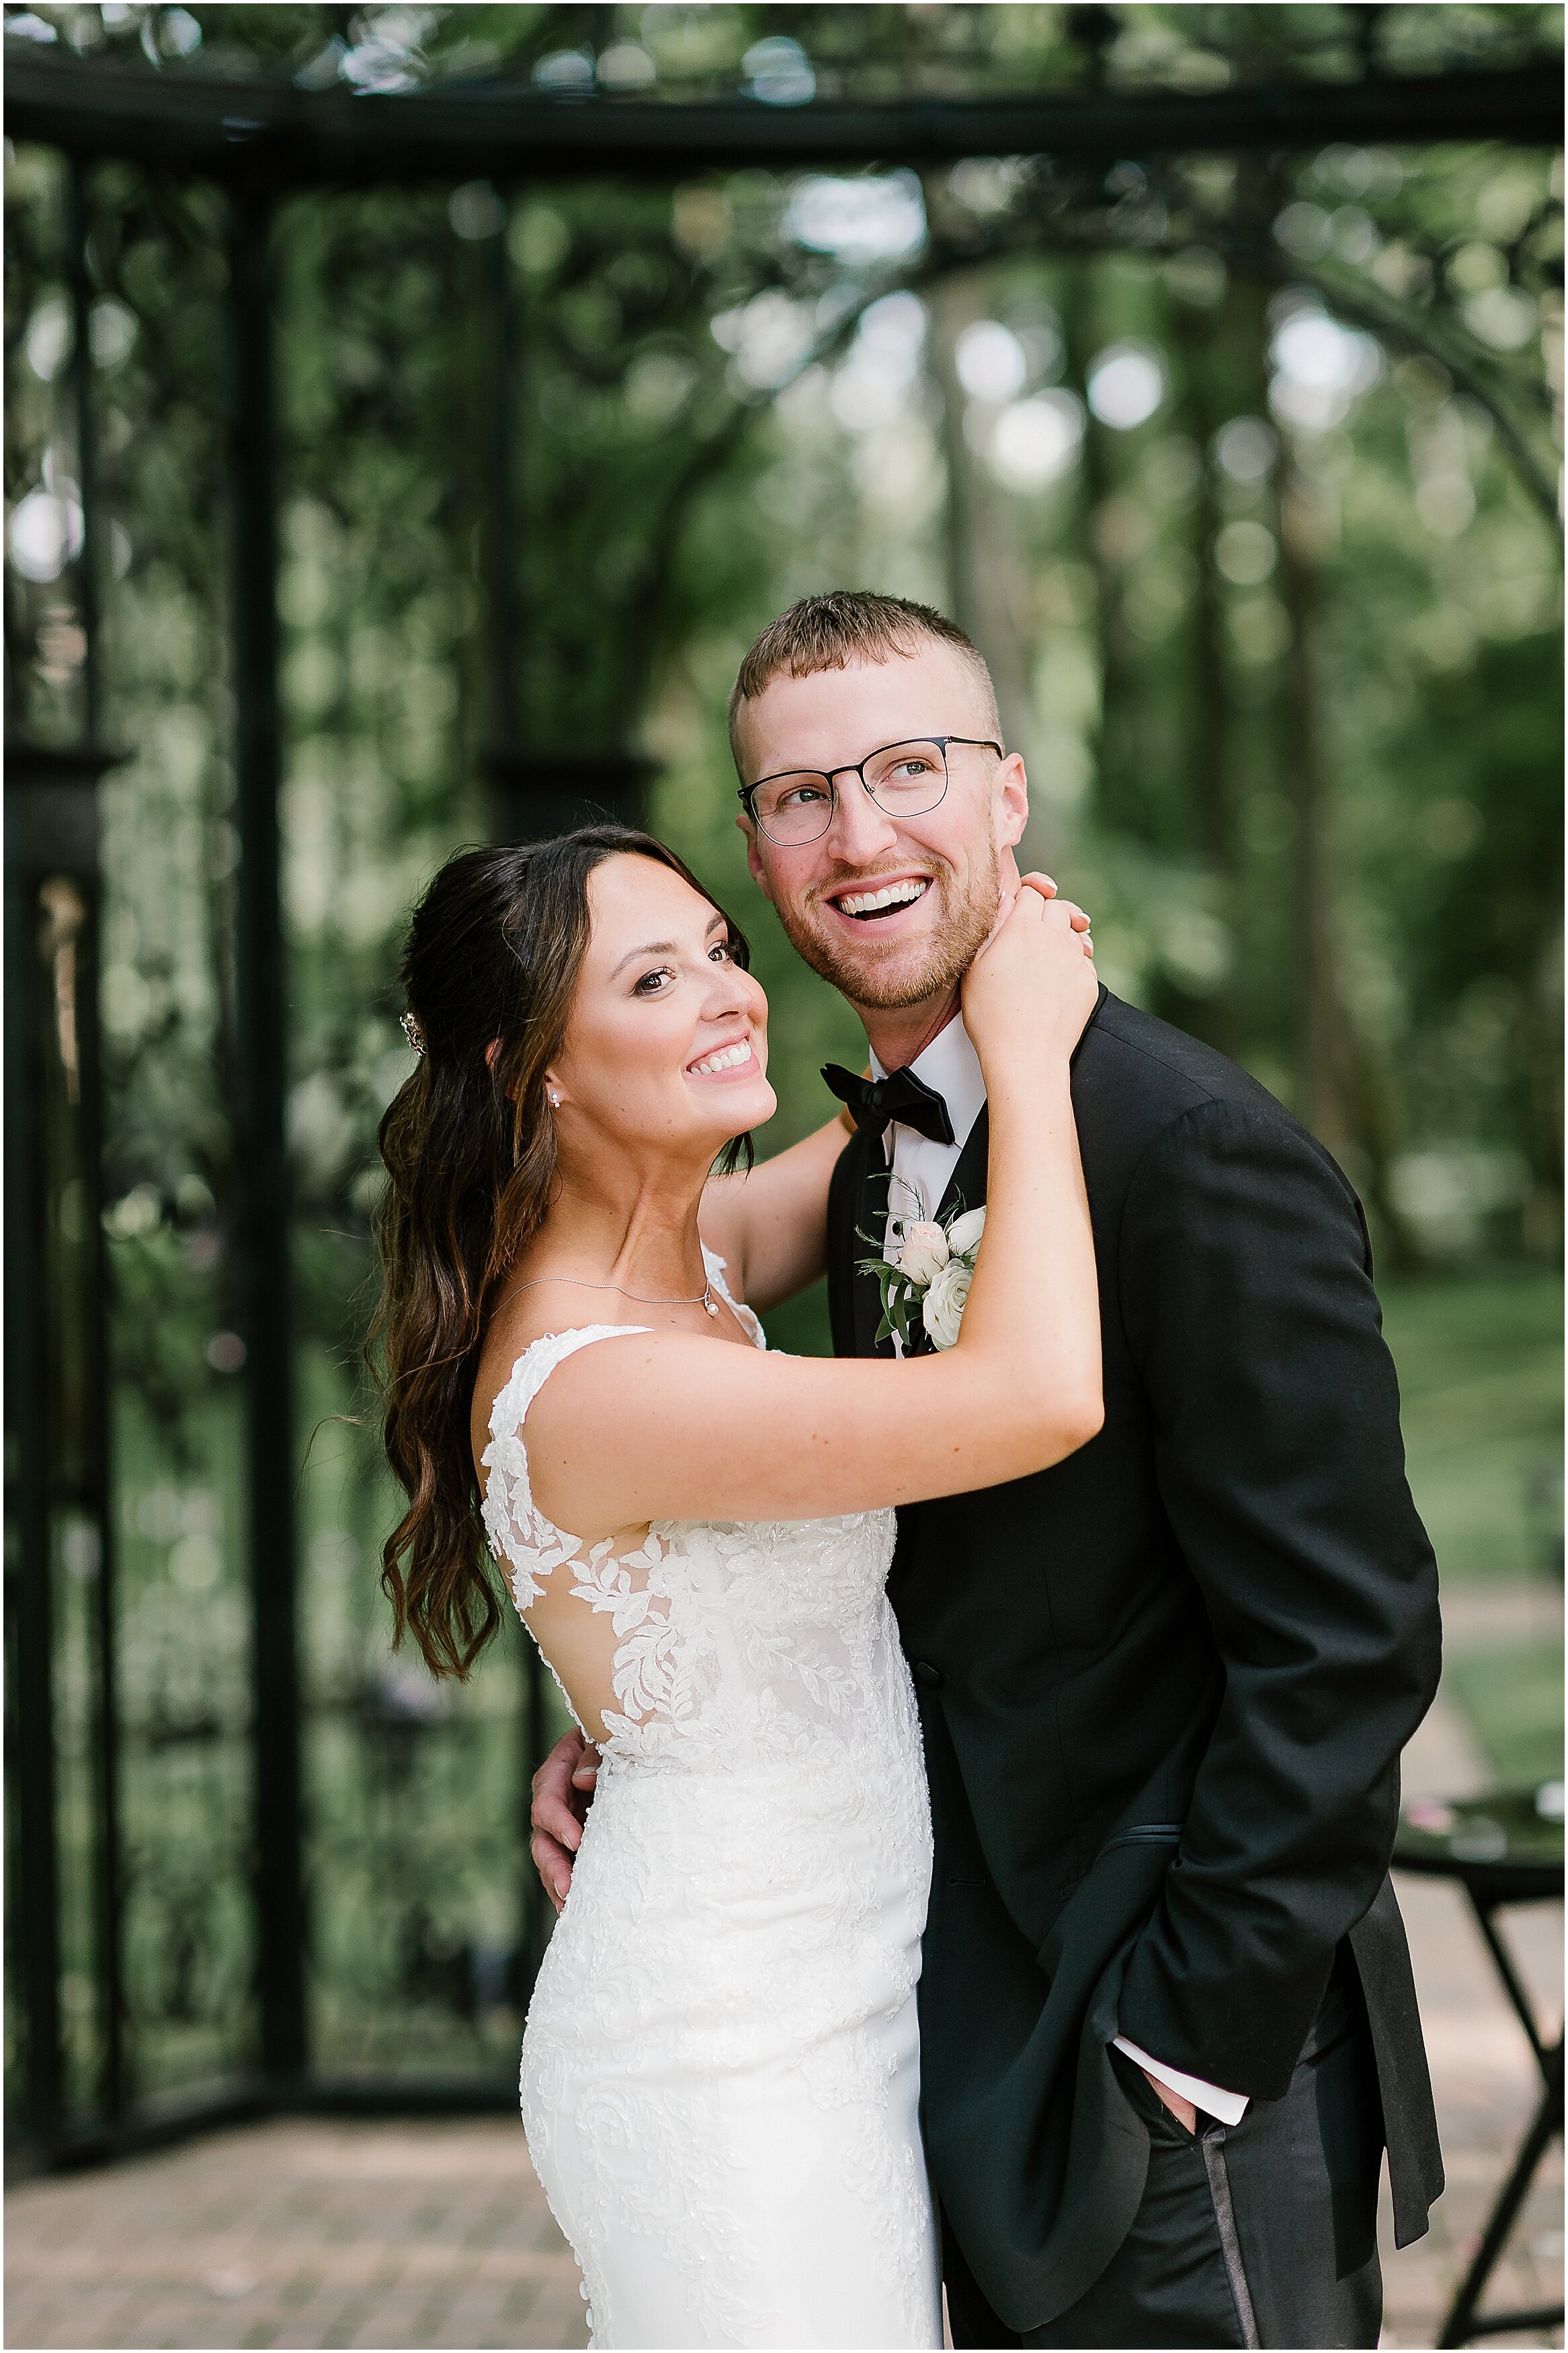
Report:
704,1288,719,1316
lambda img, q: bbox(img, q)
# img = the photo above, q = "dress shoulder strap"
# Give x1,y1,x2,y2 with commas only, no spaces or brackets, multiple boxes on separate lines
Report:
481,1324,651,1609
702,1244,766,1350
499,1322,653,1427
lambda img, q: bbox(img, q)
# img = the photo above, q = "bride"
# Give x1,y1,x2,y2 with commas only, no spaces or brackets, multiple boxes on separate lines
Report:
374,826,1100,2350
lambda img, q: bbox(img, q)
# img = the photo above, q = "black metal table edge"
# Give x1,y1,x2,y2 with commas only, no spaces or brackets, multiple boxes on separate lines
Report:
1393,1848,1564,2350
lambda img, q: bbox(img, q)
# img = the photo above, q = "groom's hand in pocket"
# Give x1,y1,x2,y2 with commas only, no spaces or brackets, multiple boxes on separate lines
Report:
1143,2071,1198,2135
531,1728,601,1913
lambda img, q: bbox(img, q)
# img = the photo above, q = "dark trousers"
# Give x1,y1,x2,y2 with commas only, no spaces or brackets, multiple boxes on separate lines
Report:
944,1960,1386,2350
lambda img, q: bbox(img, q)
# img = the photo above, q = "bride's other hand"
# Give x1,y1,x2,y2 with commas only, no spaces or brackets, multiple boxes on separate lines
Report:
961,873,1100,1073
531,1726,601,1913
1009,871,1095,958
1059,898,1096,957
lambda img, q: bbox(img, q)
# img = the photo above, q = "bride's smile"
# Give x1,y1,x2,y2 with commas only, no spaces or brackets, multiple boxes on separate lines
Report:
686,1035,760,1080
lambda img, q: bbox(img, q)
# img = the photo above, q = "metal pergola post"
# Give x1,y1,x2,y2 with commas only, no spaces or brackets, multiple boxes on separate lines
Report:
4,817,65,2151
7,54,1559,178
4,744,124,2155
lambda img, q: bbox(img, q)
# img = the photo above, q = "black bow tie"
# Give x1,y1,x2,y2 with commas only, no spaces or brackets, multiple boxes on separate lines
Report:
821,1063,955,1148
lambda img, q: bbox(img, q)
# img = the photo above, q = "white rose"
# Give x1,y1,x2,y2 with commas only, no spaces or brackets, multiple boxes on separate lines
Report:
897,1220,950,1286
921,1256,973,1350
944,1206,987,1260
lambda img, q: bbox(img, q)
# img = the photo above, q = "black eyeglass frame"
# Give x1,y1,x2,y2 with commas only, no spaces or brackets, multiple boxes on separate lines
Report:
737,734,1005,844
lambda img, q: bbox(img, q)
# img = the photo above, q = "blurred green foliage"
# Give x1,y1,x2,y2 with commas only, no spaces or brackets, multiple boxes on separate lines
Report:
1383,1269,1563,1587
1381,1270,1562,1794
4,1,1561,2102
1444,1640,1564,1786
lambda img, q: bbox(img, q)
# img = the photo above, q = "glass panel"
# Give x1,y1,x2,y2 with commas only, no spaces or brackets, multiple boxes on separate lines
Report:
90,161,259,2106
276,186,557,2083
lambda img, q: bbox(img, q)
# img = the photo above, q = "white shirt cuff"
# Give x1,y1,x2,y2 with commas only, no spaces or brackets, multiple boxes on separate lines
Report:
1112,2036,1249,2126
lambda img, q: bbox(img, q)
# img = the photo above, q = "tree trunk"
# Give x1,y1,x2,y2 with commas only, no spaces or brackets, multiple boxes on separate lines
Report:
1171,296,1239,1058
927,270,1056,868
1058,264,1142,856
1278,452,1352,1157
1278,448,1422,1267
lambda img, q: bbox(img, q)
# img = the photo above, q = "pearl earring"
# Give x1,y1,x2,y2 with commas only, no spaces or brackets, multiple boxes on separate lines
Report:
549,1091,562,1109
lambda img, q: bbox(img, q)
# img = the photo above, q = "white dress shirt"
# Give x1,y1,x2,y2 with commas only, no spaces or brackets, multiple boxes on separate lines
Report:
870,1012,988,1245
870,1012,1247,2129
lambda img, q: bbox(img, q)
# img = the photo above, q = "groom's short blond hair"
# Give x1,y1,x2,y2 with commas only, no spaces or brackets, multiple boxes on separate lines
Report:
727,592,1001,764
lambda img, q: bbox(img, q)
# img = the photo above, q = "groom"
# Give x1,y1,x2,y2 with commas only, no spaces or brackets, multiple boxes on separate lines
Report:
532,592,1444,2348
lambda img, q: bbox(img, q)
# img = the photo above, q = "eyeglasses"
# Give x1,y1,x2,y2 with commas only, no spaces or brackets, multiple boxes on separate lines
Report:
737,735,1004,848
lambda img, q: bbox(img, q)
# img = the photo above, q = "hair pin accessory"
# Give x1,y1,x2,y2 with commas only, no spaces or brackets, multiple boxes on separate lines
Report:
401,1011,425,1056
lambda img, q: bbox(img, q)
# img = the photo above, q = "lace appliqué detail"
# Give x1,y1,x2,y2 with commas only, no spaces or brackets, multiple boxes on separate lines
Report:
481,1322,651,1601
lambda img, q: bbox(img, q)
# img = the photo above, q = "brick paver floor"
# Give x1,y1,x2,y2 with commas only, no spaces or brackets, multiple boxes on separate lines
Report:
7,1689,1560,2352
5,2115,589,2350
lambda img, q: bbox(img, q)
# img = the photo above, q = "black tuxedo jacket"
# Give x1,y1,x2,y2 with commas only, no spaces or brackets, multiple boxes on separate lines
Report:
827,988,1444,2331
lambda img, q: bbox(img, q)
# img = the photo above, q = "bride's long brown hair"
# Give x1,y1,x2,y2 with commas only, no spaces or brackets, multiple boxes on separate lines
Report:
372,826,753,1678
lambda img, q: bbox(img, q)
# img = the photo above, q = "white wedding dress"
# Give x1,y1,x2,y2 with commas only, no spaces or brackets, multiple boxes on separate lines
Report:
481,1254,941,2350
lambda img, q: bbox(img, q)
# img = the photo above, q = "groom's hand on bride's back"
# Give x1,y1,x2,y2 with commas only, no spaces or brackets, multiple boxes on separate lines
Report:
531,1728,601,1913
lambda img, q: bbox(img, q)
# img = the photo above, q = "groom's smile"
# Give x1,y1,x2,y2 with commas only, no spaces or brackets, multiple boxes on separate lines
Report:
827,872,932,925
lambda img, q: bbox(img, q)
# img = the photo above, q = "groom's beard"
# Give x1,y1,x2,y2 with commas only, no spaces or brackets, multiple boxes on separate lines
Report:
771,843,1001,1012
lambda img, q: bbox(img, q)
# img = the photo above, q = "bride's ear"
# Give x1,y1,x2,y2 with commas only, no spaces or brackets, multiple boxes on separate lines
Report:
543,1065,565,1112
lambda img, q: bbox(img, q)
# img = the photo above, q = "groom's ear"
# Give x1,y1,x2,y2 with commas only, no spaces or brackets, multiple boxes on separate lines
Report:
996,753,1029,853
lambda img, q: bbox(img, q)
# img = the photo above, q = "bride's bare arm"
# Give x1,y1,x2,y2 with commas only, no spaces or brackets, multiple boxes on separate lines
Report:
699,1114,851,1312
523,890,1102,1538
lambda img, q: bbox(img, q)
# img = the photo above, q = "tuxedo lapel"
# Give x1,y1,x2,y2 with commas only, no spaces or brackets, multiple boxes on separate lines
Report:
834,980,1110,1361
826,1121,893,1359
935,1103,989,1228
927,982,1104,1228
907,986,1106,1355
855,1154,895,1358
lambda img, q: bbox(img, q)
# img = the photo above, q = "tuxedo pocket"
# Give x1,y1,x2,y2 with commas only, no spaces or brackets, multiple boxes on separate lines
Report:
1051,1822,1184,1906
1096,1821,1184,1858
1036,1829,1186,1988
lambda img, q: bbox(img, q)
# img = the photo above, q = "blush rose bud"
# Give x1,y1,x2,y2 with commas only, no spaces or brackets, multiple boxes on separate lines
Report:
897,1221,950,1286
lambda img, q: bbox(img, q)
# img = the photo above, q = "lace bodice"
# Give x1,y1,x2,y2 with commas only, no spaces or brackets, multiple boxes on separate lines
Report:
481,1250,903,1772
484,1252,907,1769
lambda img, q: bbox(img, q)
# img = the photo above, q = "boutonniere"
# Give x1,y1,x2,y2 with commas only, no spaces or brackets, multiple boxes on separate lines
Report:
857,1199,986,1352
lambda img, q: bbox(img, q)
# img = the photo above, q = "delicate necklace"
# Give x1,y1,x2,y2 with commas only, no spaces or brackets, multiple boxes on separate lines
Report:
499,1274,721,1318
